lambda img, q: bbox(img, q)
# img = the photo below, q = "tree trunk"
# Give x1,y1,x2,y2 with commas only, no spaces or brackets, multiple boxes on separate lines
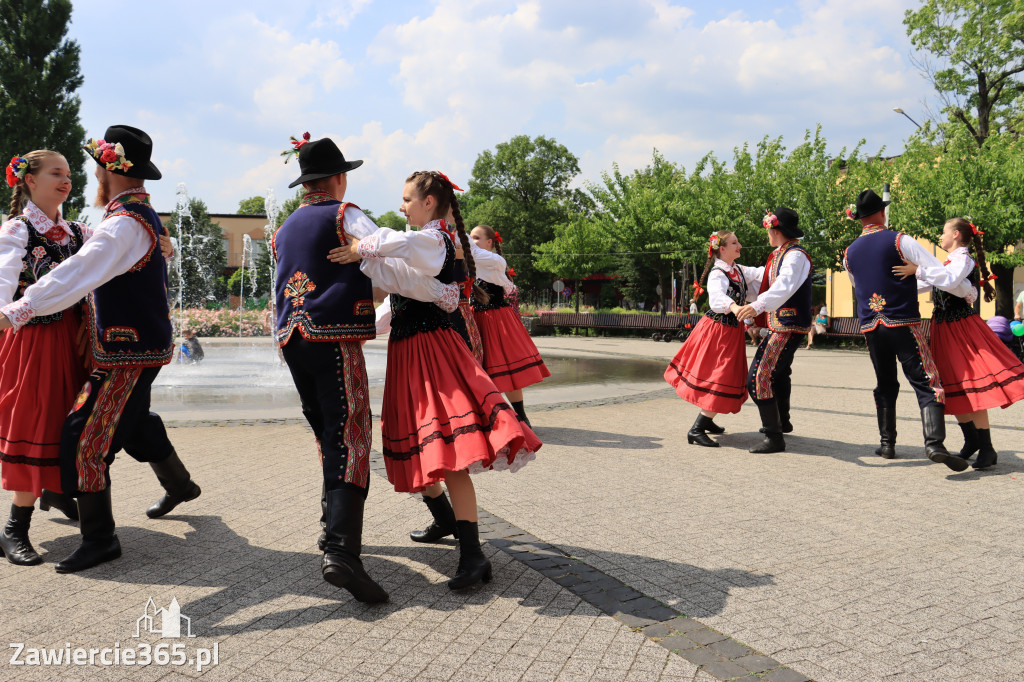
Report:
990,262,1016,318
575,278,581,313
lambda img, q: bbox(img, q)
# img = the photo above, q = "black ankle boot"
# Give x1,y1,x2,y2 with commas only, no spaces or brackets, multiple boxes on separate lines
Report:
322,488,388,603
55,488,121,573
704,419,725,435
317,482,327,552
448,520,492,590
957,421,980,460
874,407,897,459
39,489,79,521
922,404,969,472
511,400,531,428
0,504,42,566
686,414,720,448
750,402,786,453
145,450,201,518
973,428,997,470
410,491,458,543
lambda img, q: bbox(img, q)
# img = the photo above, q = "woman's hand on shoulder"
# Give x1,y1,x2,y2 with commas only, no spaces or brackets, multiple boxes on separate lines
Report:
328,239,362,264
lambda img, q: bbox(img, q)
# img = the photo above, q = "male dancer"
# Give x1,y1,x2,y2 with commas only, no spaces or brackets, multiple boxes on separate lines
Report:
273,135,457,602
843,189,968,471
735,207,812,453
0,125,201,572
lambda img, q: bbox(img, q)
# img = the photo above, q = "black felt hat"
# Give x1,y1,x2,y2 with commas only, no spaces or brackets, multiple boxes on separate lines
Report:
83,125,162,180
288,138,363,188
853,189,889,220
764,206,803,239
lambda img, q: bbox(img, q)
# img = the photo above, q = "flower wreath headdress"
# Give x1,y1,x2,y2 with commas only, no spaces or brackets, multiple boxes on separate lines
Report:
707,232,720,257
84,139,133,173
762,210,779,230
280,132,311,163
5,156,29,188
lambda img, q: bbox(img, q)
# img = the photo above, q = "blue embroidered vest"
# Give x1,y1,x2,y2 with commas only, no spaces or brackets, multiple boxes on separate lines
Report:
90,193,174,368
13,217,85,325
704,266,747,328
844,228,920,331
756,243,813,333
272,195,376,346
390,232,457,342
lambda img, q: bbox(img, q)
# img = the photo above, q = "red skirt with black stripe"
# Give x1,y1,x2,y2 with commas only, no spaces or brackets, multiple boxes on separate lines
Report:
930,314,1024,415
0,313,88,496
664,315,748,414
381,326,541,493
474,306,550,392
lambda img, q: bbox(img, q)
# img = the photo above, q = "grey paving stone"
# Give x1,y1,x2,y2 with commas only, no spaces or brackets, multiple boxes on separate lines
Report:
678,647,726,666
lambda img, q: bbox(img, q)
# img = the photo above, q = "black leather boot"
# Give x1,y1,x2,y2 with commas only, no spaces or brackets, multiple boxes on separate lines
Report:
686,414,720,448
759,394,793,434
55,488,121,573
957,421,980,460
322,488,388,603
511,400,531,428
39,489,79,521
145,450,201,518
874,407,897,459
750,402,786,453
448,520,492,590
0,504,42,566
317,482,327,552
922,404,969,472
704,419,725,435
410,491,458,543
973,428,998,470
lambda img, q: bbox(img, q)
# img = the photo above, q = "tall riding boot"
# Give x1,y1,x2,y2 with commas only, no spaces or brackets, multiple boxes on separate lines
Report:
957,421,980,460
686,414,720,448
39,489,79,521
55,488,121,573
448,520,492,590
973,428,998,470
922,404,969,472
410,491,458,543
750,402,786,453
874,407,897,459
0,504,42,566
322,488,388,603
777,393,793,433
511,400,532,428
317,482,327,552
145,450,201,518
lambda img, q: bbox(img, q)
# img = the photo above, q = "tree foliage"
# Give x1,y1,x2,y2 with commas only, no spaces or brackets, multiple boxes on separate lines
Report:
0,0,86,214
237,196,266,215
376,210,407,229
534,216,614,312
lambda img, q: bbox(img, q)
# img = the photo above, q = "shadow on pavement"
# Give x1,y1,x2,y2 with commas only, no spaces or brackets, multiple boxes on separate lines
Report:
533,426,664,450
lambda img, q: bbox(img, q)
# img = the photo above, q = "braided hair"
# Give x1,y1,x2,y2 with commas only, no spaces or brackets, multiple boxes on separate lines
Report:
405,171,489,304
8,150,62,216
947,217,995,302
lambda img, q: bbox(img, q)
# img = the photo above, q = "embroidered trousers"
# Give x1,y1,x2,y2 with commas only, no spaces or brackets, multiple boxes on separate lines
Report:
282,336,372,496
60,366,175,495
865,324,944,410
746,331,803,406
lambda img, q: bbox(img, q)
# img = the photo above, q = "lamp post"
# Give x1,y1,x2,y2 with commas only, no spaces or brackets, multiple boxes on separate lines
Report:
892,107,922,129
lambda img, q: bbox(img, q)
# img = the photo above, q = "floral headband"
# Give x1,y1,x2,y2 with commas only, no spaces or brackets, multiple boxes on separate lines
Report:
762,210,779,230
280,132,311,163
5,156,28,188
85,139,133,173
708,233,720,257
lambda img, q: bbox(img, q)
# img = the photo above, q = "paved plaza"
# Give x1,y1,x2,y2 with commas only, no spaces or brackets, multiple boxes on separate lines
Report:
1,336,1022,681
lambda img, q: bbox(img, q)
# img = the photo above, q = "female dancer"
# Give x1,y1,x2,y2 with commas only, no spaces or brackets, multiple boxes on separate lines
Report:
0,151,87,564
894,217,1024,469
469,225,550,426
337,171,541,589
665,231,761,447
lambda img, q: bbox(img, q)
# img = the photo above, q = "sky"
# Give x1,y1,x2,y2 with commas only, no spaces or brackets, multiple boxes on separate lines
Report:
67,0,934,222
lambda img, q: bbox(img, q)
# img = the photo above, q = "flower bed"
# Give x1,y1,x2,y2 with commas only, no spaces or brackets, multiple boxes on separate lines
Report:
174,307,273,337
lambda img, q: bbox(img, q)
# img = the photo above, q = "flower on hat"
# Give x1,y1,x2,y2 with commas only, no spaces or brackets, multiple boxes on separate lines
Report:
85,139,133,173
845,204,857,220
6,156,29,188
762,210,779,230
281,132,311,163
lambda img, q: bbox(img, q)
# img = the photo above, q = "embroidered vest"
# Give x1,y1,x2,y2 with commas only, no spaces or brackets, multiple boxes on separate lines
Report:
753,243,813,333
932,261,978,324
704,266,746,328
390,233,458,342
272,197,376,346
844,229,920,331
89,194,174,368
472,279,508,312
13,217,85,325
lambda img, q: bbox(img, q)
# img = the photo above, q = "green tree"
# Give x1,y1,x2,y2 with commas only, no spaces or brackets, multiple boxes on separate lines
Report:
904,0,1024,144
237,196,266,215
0,0,86,214
465,135,583,291
376,210,407,229
535,217,615,313
166,198,228,306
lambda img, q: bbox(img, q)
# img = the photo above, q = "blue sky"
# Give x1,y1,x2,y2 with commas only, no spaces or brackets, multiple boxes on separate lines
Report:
68,0,933,220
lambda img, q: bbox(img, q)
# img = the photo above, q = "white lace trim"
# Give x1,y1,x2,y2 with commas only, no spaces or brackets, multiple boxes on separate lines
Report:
466,445,537,476
1,299,34,330
23,200,72,244
437,283,460,312
423,219,445,232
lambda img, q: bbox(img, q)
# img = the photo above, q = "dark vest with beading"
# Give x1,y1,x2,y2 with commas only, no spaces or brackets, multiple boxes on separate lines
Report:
13,216,85,325
932,258,978,324
472,280,508,312
754,242,813,333
704,265,747,327
844,228,921,331
272,196,376,347
389,231,457,342
89,193,174,368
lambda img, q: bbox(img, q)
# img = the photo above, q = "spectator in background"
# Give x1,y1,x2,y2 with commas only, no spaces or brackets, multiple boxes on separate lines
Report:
1014,288,1024,321
807,302,829,348
180,329,204,364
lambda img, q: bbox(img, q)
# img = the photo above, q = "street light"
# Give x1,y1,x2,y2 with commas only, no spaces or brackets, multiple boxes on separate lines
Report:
893,107,922,129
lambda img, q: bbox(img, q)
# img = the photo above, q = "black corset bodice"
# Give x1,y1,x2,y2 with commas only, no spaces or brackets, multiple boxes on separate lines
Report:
388,233,457,341
932,271,977,324
703,266,747,327
15,218,85,325
472,280,508,312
